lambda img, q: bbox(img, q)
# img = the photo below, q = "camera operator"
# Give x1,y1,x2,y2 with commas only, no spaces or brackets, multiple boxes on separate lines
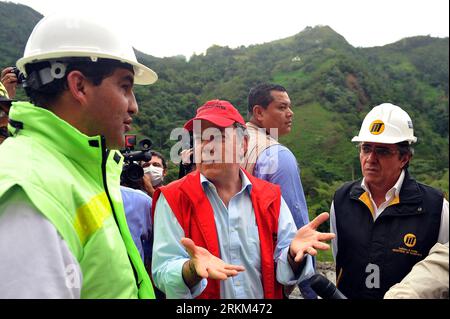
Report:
119,137,155,277
141,150,168,197
119,138,166,298
120,136,153,190
1,66,21,99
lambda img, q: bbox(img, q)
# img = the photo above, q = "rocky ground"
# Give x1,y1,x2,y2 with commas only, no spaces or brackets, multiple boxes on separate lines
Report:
289,261,336,299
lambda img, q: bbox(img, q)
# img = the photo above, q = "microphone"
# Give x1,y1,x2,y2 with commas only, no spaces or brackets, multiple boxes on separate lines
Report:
309,274,347,299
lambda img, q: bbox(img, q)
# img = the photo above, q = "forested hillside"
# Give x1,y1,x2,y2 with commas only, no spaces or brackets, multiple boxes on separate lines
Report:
132,27,449,221
1,1,448,229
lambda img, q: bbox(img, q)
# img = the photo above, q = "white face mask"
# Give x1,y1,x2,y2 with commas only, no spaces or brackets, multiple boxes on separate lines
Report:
143,165,164,186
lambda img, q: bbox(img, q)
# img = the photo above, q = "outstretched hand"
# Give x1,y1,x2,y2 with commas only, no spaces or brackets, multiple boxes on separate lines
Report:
181,237,245,280
289,212,336,263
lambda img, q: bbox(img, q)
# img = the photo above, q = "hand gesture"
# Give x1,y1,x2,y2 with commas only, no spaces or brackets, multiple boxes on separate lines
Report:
181,237,245,280
289,212,336,263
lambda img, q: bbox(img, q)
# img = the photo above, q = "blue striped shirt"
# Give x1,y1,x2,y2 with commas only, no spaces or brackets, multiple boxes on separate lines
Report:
254,144,310,229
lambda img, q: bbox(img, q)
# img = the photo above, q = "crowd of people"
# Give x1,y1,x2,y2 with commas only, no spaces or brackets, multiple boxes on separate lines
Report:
0,13,448,299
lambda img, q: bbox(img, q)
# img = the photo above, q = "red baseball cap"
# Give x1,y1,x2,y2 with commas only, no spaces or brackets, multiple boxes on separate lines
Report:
184,99,246,131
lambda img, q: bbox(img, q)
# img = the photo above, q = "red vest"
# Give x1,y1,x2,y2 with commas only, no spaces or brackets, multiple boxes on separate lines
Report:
152,169,284,299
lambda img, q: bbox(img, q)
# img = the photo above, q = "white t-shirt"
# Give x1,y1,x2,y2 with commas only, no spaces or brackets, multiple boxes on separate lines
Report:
0,188,82,298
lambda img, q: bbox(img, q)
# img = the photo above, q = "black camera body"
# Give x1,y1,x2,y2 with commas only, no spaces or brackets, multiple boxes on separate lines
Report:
11,67,26,85
120,135,153,189
178,131,195,179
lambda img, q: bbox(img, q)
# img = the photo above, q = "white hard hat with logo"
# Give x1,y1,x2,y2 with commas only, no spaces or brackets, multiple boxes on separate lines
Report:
16,14,157,85
352,103,417,144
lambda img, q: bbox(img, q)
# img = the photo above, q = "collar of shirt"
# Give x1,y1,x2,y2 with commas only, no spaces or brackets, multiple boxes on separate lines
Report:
200,169,253,195
361,170,405,219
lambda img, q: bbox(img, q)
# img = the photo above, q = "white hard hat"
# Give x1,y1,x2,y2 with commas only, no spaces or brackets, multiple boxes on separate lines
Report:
352,103,417,144
16,14,157,85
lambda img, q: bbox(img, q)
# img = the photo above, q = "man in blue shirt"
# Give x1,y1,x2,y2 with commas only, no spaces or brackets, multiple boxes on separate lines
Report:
242,83,316,298
151,99,334,299
121,186,152,270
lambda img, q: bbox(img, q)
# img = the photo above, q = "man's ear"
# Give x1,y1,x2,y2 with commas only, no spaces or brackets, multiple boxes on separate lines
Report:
66,71,89,105
252,105,265,122
400,153,412,170
240,135,249,160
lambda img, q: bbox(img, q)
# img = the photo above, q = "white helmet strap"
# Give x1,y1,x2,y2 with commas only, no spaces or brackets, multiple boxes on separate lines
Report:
39,61,67,85
25,61,68,89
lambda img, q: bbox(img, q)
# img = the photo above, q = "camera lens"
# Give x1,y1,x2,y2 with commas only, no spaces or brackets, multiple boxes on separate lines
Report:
126,164,144,182
138,138,152,151
11,67,25,84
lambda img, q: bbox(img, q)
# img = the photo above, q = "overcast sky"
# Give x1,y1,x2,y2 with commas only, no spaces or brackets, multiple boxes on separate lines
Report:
11,0,450,58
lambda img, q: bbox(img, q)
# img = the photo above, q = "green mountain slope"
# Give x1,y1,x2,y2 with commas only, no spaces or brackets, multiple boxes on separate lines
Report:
1,1,448,225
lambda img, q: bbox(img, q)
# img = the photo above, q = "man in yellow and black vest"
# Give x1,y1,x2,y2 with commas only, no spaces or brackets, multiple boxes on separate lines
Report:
330,103,448,299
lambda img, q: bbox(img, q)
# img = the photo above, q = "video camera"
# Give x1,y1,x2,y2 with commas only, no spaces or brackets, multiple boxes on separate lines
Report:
178,131,195,179
120,135,153,188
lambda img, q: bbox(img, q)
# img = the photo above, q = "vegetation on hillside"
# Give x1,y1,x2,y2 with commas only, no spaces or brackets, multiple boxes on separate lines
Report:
1,2,448,262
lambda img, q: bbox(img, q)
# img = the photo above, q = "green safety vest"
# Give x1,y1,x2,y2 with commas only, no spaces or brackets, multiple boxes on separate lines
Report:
0,102,155,299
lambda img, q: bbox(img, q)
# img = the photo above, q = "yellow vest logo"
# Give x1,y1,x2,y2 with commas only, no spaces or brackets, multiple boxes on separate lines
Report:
369,120,385,135
403,233,417,248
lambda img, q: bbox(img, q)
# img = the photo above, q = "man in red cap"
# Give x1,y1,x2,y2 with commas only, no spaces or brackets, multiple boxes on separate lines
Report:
151,99,335,299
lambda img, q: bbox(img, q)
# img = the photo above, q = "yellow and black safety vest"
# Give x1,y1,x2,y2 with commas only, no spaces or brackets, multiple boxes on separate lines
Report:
333,171,443,299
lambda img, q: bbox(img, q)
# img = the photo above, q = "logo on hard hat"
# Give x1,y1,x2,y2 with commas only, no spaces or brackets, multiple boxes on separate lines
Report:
369,120,385,135
403,233,417,248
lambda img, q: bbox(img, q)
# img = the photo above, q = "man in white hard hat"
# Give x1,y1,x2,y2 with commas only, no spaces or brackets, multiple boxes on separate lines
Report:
329,103,449,299
0,14,157,298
